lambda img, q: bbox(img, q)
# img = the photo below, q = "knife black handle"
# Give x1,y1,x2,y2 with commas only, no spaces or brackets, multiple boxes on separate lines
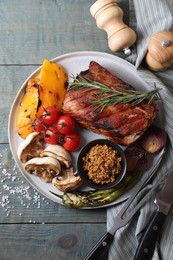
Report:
83,231,114,260
134,211,166,260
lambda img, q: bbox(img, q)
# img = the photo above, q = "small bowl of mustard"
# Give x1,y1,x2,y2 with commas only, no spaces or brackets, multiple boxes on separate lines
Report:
77,139,127,190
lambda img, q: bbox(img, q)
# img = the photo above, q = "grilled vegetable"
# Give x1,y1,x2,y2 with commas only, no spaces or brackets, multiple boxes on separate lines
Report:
50,173,138,208
52,168,82,192
16,78,41,139
124,143,150,172
140,125,167,154
37,59,68,116
16,60,68,139
17,132,44,163
40,144,72,168
25,157,61,182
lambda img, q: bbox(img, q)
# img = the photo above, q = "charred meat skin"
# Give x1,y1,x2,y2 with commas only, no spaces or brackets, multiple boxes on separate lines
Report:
62,61,157,146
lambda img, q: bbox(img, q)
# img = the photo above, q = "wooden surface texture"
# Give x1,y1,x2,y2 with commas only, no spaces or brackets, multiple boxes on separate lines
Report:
0,1,129,259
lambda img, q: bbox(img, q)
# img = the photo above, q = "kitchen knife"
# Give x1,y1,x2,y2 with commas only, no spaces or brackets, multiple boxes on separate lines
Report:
134,168,173,260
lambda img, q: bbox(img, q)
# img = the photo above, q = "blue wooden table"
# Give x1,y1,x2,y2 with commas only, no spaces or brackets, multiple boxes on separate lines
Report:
0,1,129,259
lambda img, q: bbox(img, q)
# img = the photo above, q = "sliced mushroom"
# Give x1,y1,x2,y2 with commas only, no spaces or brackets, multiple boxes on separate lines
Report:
18,132,44,163
25,157,61,182
52,167,82,191
40,144,72,168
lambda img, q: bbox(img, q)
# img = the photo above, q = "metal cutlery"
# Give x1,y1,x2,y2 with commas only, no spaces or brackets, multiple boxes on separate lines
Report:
83,149,165,260
134,167,173,260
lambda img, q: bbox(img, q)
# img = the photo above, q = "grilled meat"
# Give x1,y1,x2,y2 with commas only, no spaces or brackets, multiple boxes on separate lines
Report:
62,61,157,146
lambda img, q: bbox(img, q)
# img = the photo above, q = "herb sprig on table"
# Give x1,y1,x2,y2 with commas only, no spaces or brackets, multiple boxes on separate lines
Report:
68,75,161,110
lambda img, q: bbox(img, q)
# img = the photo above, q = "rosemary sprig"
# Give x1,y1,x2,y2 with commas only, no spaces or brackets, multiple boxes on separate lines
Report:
68,75,161,109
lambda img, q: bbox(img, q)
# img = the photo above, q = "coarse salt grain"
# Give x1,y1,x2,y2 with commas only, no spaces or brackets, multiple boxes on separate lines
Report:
0,152,52,217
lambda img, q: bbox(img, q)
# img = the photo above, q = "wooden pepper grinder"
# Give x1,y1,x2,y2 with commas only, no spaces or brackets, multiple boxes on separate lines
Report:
90,0,136,55
145,31,173,71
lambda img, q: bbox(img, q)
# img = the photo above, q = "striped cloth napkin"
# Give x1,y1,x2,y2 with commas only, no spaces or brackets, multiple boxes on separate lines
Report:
107,0,173,259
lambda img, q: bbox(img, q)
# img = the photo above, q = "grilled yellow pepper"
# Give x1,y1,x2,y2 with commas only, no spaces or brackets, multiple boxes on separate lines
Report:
37,59,67,116
16,78,40,139
16,59,68,139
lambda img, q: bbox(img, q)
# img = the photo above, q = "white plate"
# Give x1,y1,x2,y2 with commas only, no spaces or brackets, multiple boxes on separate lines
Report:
8,51,164,209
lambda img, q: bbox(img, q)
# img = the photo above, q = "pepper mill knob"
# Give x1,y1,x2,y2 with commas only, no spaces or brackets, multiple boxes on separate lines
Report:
145,31,173,71
90,0,136,54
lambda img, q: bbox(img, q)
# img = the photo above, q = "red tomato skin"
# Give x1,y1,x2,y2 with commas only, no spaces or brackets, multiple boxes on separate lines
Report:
32,118,45,132
42,107,60,125
56,115,75,135
63,132,81,151
44,126,60,145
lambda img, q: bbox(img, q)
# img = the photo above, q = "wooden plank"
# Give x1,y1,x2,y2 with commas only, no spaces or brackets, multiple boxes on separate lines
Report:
0,223,107,260
0,0,110,65
0,0,129,65
0,144,107,223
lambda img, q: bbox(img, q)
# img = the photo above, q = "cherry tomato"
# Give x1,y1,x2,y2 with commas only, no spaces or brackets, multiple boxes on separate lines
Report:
44,126,60,145
32,118,45,132
63,132,81,151
42,107,60,125
56,115,75,135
